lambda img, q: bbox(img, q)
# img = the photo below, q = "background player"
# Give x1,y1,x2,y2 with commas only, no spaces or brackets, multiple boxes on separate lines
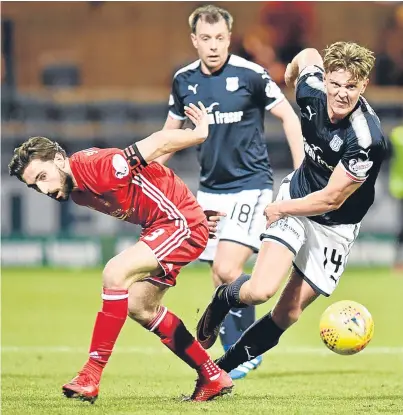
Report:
8,103,234,403
157,4,304,379
196,42,388,373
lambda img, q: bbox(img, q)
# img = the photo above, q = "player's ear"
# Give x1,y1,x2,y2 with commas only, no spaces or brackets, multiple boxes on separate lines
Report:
54,152,65,168
360,79,369,95
190,33,198,49
323,73,328,91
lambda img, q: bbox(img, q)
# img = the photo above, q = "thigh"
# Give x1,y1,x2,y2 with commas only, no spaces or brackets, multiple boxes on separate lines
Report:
294,219,360,296
142,221,209,287
104,240,162,289
213,240,254,283
242,240,295,304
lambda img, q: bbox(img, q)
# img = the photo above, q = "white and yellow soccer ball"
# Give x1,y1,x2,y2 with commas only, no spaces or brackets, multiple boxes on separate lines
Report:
319,300,374,355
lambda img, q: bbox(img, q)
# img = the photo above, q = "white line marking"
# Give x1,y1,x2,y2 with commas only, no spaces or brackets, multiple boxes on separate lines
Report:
2,346,402,355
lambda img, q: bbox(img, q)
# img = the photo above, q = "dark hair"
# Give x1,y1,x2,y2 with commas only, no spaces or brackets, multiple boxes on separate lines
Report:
189,5,233,34
9,136,66,181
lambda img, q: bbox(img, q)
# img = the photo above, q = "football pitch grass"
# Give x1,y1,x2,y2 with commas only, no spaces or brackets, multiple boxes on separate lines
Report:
2,265,403,414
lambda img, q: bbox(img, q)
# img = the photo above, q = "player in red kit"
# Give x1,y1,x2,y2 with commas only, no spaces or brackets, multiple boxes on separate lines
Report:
8,103,233,403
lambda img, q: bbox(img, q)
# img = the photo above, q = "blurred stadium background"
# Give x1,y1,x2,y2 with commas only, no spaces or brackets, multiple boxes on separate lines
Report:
1,1,403,267
2,3,403,414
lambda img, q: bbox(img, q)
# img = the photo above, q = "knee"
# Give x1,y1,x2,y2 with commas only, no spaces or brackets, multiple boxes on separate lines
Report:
103,257,144,290
212,261,243,284
102,257,127,289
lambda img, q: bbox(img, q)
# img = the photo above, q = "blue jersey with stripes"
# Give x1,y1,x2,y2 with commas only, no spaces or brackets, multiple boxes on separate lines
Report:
168,55,285,193
291,65,387,225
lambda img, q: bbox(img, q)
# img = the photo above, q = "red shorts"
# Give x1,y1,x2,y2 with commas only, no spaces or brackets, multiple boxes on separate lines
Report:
140,219,209,286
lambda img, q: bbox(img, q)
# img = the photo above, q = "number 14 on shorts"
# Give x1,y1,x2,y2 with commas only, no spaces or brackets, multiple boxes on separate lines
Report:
323,247,344,283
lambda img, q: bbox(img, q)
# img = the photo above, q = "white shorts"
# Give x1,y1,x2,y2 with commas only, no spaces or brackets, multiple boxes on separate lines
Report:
261,174,360,296
197,188,273,261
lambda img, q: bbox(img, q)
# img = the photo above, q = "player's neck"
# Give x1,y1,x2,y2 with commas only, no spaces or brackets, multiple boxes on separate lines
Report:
64,158,79,189
200,54,229,76
327,103,349,124
327,109,343,124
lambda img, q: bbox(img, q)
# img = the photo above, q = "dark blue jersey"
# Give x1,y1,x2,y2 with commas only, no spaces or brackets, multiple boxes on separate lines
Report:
168,54,285,193
290,65,387,226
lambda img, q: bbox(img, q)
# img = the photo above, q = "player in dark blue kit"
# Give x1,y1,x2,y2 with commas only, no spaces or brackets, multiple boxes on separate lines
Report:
196,41,388,373
157,5,304,380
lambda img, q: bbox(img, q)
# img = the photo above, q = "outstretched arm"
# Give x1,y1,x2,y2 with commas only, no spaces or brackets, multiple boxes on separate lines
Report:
285,48,324,88
264,164,362,226
153,115,185,165
123,102,208,172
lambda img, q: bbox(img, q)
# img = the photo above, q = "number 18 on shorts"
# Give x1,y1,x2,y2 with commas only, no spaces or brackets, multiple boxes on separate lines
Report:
197,188,273,261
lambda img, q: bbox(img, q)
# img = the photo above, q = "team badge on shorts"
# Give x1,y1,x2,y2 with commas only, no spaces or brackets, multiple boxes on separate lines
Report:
269,218,288,230
226,77,239,92
329,135,343,152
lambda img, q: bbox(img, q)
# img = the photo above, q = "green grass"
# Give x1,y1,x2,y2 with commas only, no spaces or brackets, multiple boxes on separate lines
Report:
2,265,403,414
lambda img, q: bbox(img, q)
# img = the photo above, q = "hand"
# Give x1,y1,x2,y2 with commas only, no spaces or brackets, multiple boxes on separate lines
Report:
264,202,285,227
184,102,209,140
204,209,226,239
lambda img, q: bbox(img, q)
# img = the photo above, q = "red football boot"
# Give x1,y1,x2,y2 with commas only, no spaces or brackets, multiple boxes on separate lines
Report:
190,369,234,402
62,370,100,404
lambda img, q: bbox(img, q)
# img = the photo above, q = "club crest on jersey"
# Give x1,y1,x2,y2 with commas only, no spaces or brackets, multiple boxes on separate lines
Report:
329,135,343,152
226,77,239,92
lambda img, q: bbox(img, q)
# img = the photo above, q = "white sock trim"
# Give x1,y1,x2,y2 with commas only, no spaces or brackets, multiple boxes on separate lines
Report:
149,306,168,332
102,293,129,300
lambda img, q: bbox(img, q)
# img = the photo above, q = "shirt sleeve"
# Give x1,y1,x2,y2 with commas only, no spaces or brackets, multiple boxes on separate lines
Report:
75,149,132,193
296,65,326,102
339,138,382,183
249,68,285,111
168,76,186,120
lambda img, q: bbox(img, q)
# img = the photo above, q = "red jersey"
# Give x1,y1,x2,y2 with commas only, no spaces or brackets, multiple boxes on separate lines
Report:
69,148,206,229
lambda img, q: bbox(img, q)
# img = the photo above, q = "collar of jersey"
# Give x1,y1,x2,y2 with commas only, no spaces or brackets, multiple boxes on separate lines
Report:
199,54,231,77
69,154,86,191
325,100,360,128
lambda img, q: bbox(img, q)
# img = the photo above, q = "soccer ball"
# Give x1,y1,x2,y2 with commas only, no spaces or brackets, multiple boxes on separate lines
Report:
319,300,374,355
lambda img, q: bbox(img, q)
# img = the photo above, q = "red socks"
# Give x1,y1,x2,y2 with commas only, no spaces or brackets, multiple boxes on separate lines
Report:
83,290,220,382
86,288,129,379
146,306,221,379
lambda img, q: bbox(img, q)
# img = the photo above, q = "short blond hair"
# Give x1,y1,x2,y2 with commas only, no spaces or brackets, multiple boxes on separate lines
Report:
323,41,375,81
189,5,233,34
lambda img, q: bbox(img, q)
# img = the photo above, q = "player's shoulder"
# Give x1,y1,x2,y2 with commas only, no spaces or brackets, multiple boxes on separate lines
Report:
296,65,326,101
71,147,130,193
173,59,201,80
347,98,386,149
227,54,267,75
71,148,128,178
71,147,122,163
